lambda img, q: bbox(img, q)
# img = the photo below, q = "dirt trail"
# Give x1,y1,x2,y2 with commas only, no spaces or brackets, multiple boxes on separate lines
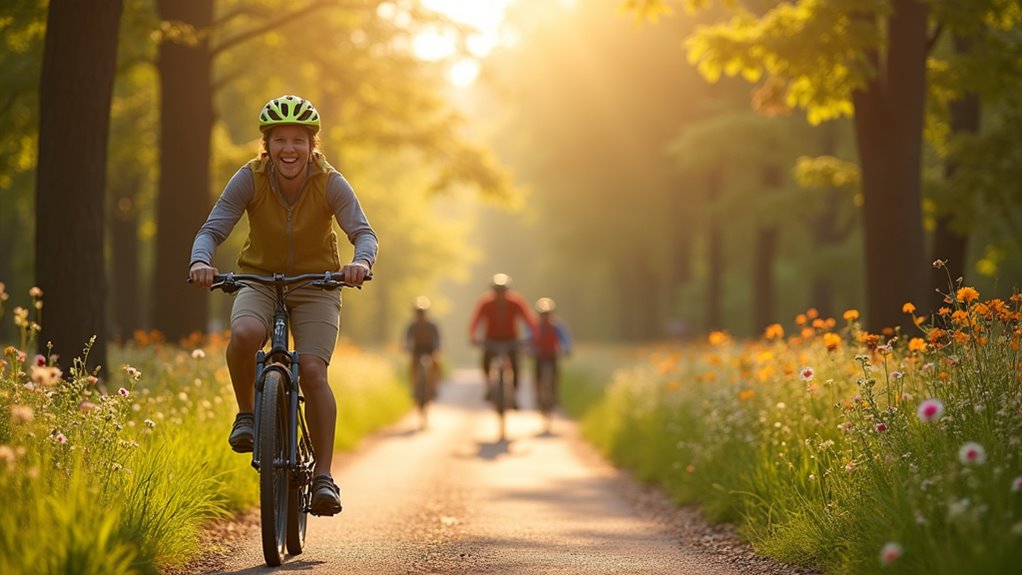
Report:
191,369,817,575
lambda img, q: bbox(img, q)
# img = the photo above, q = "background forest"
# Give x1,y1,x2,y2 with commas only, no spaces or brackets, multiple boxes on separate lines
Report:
2,0,1021,370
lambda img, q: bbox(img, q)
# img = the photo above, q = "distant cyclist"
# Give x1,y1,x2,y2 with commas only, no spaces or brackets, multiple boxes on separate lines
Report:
404,296,442,400
531,297,572,408
468,274,537,408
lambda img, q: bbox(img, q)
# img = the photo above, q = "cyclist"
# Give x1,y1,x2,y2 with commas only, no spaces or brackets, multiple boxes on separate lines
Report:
404,296,442,400
188,95,376,516
468,273,537,408
531,297,572,408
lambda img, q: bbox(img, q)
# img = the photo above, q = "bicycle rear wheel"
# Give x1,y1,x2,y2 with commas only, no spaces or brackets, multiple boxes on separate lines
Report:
286,397,313,555
414,361,430,429
537,361,555,416
259,370,289,566
494,362,508,440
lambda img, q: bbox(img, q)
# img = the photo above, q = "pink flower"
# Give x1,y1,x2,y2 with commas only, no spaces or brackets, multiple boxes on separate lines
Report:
1012,476,1022,493
118,387,129,398
53,432,67,444
880,542,903,566
916,398,944,422
33,354,46,366
800,366,815,382
874,422,888,432
958,442,986,465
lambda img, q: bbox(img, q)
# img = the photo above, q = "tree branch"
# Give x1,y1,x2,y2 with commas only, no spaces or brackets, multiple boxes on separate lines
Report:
211,0,352,57
927,22,944,55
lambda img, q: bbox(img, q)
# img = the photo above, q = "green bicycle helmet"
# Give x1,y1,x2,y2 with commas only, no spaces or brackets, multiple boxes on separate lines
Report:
259,95,321,134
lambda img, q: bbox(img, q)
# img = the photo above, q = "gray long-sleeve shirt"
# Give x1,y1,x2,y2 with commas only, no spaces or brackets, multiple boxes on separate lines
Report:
189,163,378,271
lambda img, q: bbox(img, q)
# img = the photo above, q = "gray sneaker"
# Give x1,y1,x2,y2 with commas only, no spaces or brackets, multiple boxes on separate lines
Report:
228,412,254,453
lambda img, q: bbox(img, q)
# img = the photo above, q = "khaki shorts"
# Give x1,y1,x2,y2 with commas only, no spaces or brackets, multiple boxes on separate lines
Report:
230,283,342,363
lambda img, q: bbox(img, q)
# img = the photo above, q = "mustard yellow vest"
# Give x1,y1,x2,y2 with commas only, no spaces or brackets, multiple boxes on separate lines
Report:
237,152,341,275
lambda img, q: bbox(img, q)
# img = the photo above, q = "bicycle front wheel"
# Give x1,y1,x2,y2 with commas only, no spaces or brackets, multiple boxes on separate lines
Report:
259,370,290,566
286,396,313,556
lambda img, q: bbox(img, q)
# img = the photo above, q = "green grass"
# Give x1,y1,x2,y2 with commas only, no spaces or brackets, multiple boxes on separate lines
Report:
0,326,409,574
564,290,1022,574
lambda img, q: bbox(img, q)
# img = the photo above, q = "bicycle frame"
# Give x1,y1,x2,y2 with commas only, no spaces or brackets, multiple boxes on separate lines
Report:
251,277,304,476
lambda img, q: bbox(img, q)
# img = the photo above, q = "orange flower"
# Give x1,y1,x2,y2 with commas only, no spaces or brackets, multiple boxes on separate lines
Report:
806,308,820,320
908,338,927,353
795,313,807,326
801,327,815,339
763,323,784,340
843,309,860,322
902,302,916,314
951,310,969,325
928,328,946,343
823,332,842,351
708,331,730,346
739,390,756,401
956,286,979,303
812,318,826,329
938,307,950,316
954,331,970,344
859,332,881,349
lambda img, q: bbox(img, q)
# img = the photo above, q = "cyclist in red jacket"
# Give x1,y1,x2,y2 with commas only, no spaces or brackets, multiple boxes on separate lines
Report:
468,274,537,408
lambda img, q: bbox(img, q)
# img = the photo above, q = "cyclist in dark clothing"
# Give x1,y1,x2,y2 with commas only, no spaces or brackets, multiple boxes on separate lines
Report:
405,296,442,399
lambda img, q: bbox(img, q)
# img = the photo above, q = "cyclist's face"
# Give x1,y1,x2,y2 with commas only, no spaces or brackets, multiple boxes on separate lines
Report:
267,125,311,180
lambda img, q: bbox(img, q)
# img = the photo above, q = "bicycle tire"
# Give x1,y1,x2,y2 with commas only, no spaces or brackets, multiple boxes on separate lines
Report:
538,361,555,416
494,360,507,440
259,370,289,566
415,358,430,429
286,398,312,555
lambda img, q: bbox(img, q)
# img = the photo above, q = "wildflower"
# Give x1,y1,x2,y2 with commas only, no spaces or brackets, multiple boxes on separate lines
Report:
53,432,67,444
1011,476,1022,493
823,332,841,351
124,365,142,380
0,445,15,466
78,401,96,413
908,338,927,353
938,307,950,316
956,286,980,303
191,348,206,359
795,313,807,326
890,371,904,380
875,422,888,432
144,419,156,429
902,302,916,314
958,442,986,465
9,405,33,423
879,542,903,566
933,259,945,269
33,354,46,366
843,309,859,322
118,387,130,398
29,286,42,298
86,375,98,386
30,365,62,387
917,399,944,422
708,331,730,346
800,366,815,382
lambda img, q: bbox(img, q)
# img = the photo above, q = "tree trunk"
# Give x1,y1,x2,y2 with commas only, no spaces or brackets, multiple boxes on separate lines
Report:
35,0,122,373
932,34,979,307
705,170,724,332
111,188,142,342
753,225,778,334
153,0,215,342
851,0,929,333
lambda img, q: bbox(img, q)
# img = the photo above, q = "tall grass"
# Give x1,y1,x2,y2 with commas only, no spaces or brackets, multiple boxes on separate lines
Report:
0,284,410,575
568,281,1022,574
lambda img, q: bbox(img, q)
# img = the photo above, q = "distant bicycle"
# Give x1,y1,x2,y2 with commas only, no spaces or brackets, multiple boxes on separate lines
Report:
482,340,520,441
534,355,557,433
205,272,363,566
412,353,435,430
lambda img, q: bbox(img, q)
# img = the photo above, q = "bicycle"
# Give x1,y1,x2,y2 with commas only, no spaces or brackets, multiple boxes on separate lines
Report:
205,271,362,566
534,355,557,433
412,353,434,430
482,340,520,441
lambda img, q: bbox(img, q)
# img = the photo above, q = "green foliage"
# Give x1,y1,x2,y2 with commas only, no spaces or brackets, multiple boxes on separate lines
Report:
0,302,410,574
571,284,1022,573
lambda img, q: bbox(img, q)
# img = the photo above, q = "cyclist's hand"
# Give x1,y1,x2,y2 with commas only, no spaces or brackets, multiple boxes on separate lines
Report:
341,260,371,286
189,262,218,288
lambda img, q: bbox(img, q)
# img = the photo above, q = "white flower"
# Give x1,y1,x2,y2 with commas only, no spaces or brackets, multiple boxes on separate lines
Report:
879,542,903,566
191,348,206,360
799,366,815,382
958,442,986,465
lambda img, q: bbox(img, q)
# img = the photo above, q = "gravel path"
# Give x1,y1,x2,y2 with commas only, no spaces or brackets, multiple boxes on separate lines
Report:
180,369,821,575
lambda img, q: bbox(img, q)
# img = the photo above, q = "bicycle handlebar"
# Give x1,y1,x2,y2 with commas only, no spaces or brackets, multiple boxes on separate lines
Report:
189,272,371,293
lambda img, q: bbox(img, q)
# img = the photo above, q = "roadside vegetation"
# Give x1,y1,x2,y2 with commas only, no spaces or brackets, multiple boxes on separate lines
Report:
564,274,1022,574
0,283,410,575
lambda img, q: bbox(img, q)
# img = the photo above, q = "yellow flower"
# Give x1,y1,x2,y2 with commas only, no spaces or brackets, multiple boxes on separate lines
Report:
956,286,979,303
843,309,860,321
951,310,969,325
902,302,916,314
908,338,927,353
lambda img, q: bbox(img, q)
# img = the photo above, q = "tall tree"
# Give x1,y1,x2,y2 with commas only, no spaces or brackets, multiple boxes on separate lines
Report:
152,0,214,342
35,0,123,372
